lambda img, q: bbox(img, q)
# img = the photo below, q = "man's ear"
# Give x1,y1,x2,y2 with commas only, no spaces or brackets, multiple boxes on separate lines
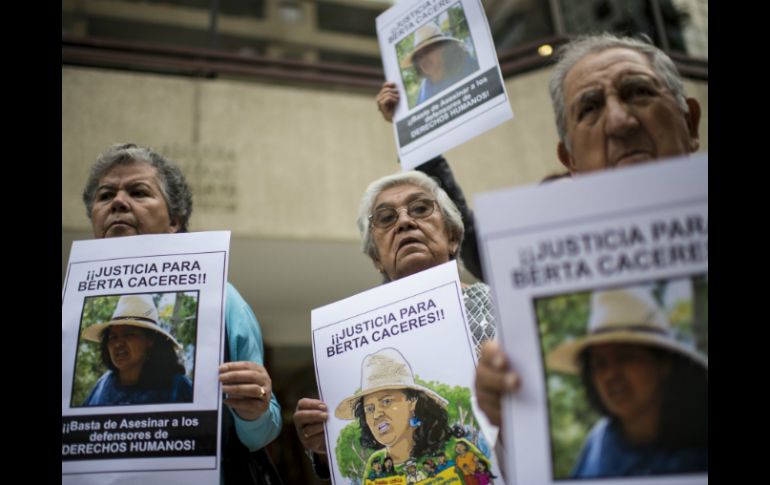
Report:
557,142,577,173
685,97,701,153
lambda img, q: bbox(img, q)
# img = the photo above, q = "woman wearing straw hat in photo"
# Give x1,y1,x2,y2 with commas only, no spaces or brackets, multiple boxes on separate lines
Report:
335,347,487,482
81,293,193,406
546,286,708,478
403,22,479,107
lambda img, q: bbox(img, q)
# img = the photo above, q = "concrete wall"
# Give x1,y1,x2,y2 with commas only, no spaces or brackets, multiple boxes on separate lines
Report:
62,65,708,239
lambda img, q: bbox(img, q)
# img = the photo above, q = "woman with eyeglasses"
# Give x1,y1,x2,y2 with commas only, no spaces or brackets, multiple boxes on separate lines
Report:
293,171,497,479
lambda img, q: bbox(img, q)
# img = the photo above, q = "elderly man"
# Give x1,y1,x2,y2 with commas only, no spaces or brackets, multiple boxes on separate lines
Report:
474,32,702,427
81,143,282,482
375,32,701,283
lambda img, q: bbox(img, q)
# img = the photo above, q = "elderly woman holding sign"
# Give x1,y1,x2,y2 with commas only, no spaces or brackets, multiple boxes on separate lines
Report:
293,170,496,478
81,143,281,482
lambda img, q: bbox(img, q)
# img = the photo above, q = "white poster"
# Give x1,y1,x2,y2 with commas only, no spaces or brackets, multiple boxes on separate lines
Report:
312,261,504,485
475,155,708,485
62,231,231,484
376,0,513,170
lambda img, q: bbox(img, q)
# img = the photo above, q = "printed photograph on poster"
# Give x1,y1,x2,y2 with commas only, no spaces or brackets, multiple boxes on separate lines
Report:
376,0,513,170
311,261,504,485
537,276,708,480
71,290,199,408
473,155,708,485
395,2,479,109
61,231,230,484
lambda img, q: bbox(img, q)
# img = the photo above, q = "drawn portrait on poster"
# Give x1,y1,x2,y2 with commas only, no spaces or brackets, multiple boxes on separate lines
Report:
71,291,199,408
334,347,497,485
538,277,708,480
395,2,480,110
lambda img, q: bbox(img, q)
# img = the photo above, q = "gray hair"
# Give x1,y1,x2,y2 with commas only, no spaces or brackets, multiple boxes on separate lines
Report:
549,33,689,149
82,143,193,232
357,171,465,270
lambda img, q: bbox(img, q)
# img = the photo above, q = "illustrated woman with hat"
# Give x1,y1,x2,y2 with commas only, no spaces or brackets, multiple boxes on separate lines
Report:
81,293,193,406
335,348,486,481
403,22,479,107
547,286,708,478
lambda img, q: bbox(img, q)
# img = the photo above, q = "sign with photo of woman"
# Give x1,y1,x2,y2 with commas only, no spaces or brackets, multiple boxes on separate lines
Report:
474,155,708,485
62,231,230,484
376,0,513,170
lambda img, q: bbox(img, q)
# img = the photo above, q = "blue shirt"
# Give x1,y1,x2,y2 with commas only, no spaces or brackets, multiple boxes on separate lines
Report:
83,371,192,406
223,283,282,451
572,417,708,478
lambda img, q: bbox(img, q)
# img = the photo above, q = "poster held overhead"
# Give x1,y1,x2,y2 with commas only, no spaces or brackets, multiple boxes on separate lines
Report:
376,0,513,170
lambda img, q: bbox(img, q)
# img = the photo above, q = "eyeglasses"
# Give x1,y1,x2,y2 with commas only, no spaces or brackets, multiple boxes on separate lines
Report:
369,198,437,229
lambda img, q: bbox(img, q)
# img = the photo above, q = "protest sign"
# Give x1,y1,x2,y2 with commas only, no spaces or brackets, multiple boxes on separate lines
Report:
312,261,504,485
475,155,708,484
62,231,231,484
377,0,513,169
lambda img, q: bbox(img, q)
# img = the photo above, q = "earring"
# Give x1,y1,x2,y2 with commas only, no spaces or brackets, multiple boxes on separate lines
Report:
409,413,422,427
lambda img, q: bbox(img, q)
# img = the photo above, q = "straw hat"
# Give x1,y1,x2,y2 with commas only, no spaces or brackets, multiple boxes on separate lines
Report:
335,347,448,420
546,287,707,374
401,23,463,68
82,294,182,350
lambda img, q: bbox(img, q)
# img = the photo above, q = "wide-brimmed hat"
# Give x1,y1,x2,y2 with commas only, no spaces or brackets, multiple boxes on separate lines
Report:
335,347,448,420
401,23,463,68
547,287,707,374
82,294,182,350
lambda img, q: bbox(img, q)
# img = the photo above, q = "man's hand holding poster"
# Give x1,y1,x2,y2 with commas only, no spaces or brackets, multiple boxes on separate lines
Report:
376,0,513,169
475,155,708,485
312,261,504,485
62,231,231,484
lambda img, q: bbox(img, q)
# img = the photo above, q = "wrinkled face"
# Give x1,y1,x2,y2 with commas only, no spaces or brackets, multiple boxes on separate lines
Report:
415,42,447,82
371,184,458,281
106,325,153,375
91,162,179,239
589,343,670,424
363,390,416,447
558,48,700,173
